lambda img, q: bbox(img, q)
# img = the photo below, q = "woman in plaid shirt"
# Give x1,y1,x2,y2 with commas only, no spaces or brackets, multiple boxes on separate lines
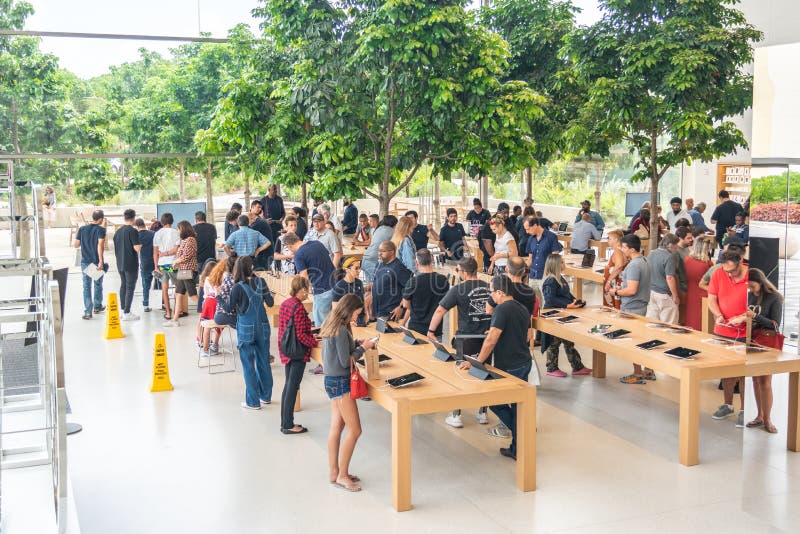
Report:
278,276,318,434
164,221,198,327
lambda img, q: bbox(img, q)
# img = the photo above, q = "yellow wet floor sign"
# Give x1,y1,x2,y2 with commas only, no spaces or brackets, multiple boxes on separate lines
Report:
150,333,174,392
104,292,124,339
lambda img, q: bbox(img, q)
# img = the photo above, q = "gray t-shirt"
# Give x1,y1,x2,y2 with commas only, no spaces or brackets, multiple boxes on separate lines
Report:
570,220,601,251
647,247,676,295
363,225,395,263
673,246,689,291
621,255,650,314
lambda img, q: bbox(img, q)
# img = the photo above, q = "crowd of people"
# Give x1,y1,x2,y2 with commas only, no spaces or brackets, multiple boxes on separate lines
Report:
74,186,782,493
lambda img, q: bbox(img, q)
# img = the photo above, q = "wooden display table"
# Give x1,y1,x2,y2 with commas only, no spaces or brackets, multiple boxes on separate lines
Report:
561,253,607,300
311,326,536,512
255,272,313,324
534,306,800,466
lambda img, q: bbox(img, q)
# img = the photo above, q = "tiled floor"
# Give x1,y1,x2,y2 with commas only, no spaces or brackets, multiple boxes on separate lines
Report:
17,229,800,533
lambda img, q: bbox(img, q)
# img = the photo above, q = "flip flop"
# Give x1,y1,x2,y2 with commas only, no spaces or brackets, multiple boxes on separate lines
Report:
333,481,362,492
764,423,778,434
330,475,360,484
746,419,764,428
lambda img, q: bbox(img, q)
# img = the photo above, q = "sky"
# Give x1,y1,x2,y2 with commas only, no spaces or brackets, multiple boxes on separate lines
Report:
24,0,603,79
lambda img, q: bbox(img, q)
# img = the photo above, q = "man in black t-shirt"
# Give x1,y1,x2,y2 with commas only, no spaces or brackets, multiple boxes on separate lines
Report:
710,189,744,247
460,275,532,461
427,257,491,428
466,197,491,232
438,208,467,261
75,210,107,319
405,210,439,252
401,249,449,336
193,210,218,267
486,257,536,316
113,209,142,320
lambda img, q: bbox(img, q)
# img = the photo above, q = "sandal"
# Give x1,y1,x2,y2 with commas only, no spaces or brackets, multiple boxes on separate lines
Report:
620,374,646,385
746,419,764,428
330,474,360,483
764,423,778,434
333,479,362,492
643,371,657,381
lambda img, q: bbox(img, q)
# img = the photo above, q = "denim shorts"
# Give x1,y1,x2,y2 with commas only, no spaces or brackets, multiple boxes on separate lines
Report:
324,375,350,400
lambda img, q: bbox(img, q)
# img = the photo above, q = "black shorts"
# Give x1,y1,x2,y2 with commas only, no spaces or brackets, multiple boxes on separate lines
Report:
174,277,198,296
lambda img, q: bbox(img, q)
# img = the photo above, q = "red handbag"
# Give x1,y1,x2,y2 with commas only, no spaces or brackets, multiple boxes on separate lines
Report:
753,326,785,350
350,358,369,400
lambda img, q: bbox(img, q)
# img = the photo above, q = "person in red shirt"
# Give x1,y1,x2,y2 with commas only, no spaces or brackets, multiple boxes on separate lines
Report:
707,250,748,427
277,276,319,434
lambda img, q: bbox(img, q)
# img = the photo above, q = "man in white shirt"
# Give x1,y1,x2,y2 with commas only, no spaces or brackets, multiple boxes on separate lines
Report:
303,214,342,267
152,212,181,318
666,197,691,231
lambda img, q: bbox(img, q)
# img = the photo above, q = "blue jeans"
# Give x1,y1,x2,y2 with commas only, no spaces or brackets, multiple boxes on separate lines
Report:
140,267,153,307
489,360,532,455
81,262,104,315
312,288,334,327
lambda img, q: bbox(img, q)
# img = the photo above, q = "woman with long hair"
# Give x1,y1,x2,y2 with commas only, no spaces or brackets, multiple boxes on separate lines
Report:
488,217,518,275
540,254,590,377
683,237,714,330
277,276,318,434
391,216,417,273
223,255,275,410
196,259,219,356
602,230,628,308
211,256,238,327
164,221,198,327
745,268,783,433
321,294,376,492
332,257,369,324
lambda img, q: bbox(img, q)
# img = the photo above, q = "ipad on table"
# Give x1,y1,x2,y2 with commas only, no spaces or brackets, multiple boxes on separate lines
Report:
386,372,424,388
636,339,666,350
555,315,580,324
664,347,700,359
603,329,631,339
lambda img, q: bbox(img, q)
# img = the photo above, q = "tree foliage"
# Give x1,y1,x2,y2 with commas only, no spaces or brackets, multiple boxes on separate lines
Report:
242,0,544,214
564,0,762,247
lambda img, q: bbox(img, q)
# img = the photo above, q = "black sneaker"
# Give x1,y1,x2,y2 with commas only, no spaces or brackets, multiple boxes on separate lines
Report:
499,447,516,460
93,306,106,313
179,311,189,318
82,314,92,320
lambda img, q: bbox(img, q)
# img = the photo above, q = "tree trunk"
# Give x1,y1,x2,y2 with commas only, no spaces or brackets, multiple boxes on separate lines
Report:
243,173,251,207
179,158,186,202
594,168,602,216
649,134,660,251
205,159,215,223
525,167,533,202
433,173,442,227
461,169,467,208
301,182,308,212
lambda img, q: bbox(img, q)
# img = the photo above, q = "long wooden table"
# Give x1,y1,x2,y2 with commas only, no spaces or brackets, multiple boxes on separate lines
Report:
557,234,610,259
562,253,607,300
312,326,536,511
258,269,536,511
534,306,800,466
255,271,313,325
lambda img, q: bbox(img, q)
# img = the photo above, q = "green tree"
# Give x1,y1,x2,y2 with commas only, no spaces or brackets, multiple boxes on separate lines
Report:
258,0,544,215
564,0,762,248
479,0,581,172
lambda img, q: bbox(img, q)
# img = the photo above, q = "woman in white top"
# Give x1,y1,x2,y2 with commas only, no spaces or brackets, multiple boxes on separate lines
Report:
489,217,517,275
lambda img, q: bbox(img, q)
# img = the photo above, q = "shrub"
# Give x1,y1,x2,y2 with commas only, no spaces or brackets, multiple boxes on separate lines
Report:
749,202,800,224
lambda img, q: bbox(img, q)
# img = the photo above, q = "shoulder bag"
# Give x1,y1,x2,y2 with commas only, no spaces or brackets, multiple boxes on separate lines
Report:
350,358,369,400
280,301,308,361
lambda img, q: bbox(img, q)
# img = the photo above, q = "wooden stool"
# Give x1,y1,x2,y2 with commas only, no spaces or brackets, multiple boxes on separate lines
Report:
198,320,237,374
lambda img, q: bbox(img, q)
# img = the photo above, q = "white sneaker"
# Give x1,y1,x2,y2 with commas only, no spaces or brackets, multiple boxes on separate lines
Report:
445,414,463,428
162,320,180,327
240,402,261,410
209,343,220,354
199,349,210,358
476,410,489,425
121,312,140,321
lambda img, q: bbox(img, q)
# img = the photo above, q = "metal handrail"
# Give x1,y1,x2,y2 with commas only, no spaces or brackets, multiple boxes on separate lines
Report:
0,164,68,532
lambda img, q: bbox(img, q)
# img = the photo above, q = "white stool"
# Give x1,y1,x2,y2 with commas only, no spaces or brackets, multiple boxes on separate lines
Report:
198,320,237,374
